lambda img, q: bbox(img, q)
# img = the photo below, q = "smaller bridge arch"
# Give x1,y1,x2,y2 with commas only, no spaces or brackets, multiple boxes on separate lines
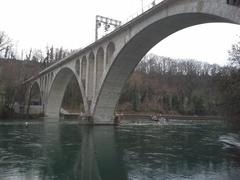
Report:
46,67,84,118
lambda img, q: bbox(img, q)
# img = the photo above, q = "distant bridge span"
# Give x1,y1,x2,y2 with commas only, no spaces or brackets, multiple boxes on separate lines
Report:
23,0,240,124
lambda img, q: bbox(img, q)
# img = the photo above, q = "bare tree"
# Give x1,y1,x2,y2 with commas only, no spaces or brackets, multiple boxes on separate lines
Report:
228,40,240,68
25,48,32,60
0,31,15,59
31,49,44,62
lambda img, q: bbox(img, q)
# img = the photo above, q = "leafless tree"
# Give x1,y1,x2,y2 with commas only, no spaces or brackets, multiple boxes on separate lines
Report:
0,31,15,59
228,40,240,68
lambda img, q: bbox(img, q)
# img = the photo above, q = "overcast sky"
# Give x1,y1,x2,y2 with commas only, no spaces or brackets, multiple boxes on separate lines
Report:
0,0,240,65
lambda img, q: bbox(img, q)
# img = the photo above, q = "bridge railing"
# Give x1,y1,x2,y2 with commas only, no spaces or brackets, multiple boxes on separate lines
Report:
121,0,165,26
93,0,165,42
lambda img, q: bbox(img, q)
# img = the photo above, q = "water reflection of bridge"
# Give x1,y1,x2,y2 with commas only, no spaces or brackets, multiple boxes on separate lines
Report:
42,122,127,180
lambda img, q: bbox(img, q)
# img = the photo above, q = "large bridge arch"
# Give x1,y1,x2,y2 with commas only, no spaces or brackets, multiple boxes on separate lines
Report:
46,67,85,118
92,0,240,123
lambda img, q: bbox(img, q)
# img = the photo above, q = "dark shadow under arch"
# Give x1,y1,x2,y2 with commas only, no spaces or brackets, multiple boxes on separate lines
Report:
96,47,104,92
46,68,84,118
75,58,80,76
81,56,87,90
29,82,42,105
62,75,85,114
87,52,95,100
106,42,115,68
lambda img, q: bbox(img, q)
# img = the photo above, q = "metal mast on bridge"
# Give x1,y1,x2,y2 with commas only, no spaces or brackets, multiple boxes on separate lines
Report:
95,15,121,41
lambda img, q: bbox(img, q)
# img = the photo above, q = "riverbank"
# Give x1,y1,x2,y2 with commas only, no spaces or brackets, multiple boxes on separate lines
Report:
0,111,44,121
116,113,223,121
0,111,222,120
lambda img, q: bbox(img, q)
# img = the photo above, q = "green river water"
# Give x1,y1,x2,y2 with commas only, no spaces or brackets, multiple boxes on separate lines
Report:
0,118,239,180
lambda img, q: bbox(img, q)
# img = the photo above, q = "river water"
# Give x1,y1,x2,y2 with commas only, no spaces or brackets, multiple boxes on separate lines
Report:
0,118,239,180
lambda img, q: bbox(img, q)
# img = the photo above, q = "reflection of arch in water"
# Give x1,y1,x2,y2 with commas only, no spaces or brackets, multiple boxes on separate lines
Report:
60,126,127,180
41,122,62,178
78,127,102,180
44,125,102,180
93,126,128,180
26,123,127,179
72,126,127,180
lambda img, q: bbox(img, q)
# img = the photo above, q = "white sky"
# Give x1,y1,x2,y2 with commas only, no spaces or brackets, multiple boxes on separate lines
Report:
0,0,240,65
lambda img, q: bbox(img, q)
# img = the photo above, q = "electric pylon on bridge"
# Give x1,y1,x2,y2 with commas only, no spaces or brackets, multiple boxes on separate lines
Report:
95,15,121,41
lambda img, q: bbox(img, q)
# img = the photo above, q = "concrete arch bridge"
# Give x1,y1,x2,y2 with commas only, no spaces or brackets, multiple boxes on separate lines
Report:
23,0,240,124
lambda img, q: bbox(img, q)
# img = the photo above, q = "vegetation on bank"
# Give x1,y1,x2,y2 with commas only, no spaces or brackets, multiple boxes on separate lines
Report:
117,41,240,121
218,40,240,121
118,55,220,115
117,52,240,119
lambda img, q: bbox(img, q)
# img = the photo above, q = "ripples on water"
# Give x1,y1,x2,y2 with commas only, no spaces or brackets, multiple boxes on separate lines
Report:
0,119,239,180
